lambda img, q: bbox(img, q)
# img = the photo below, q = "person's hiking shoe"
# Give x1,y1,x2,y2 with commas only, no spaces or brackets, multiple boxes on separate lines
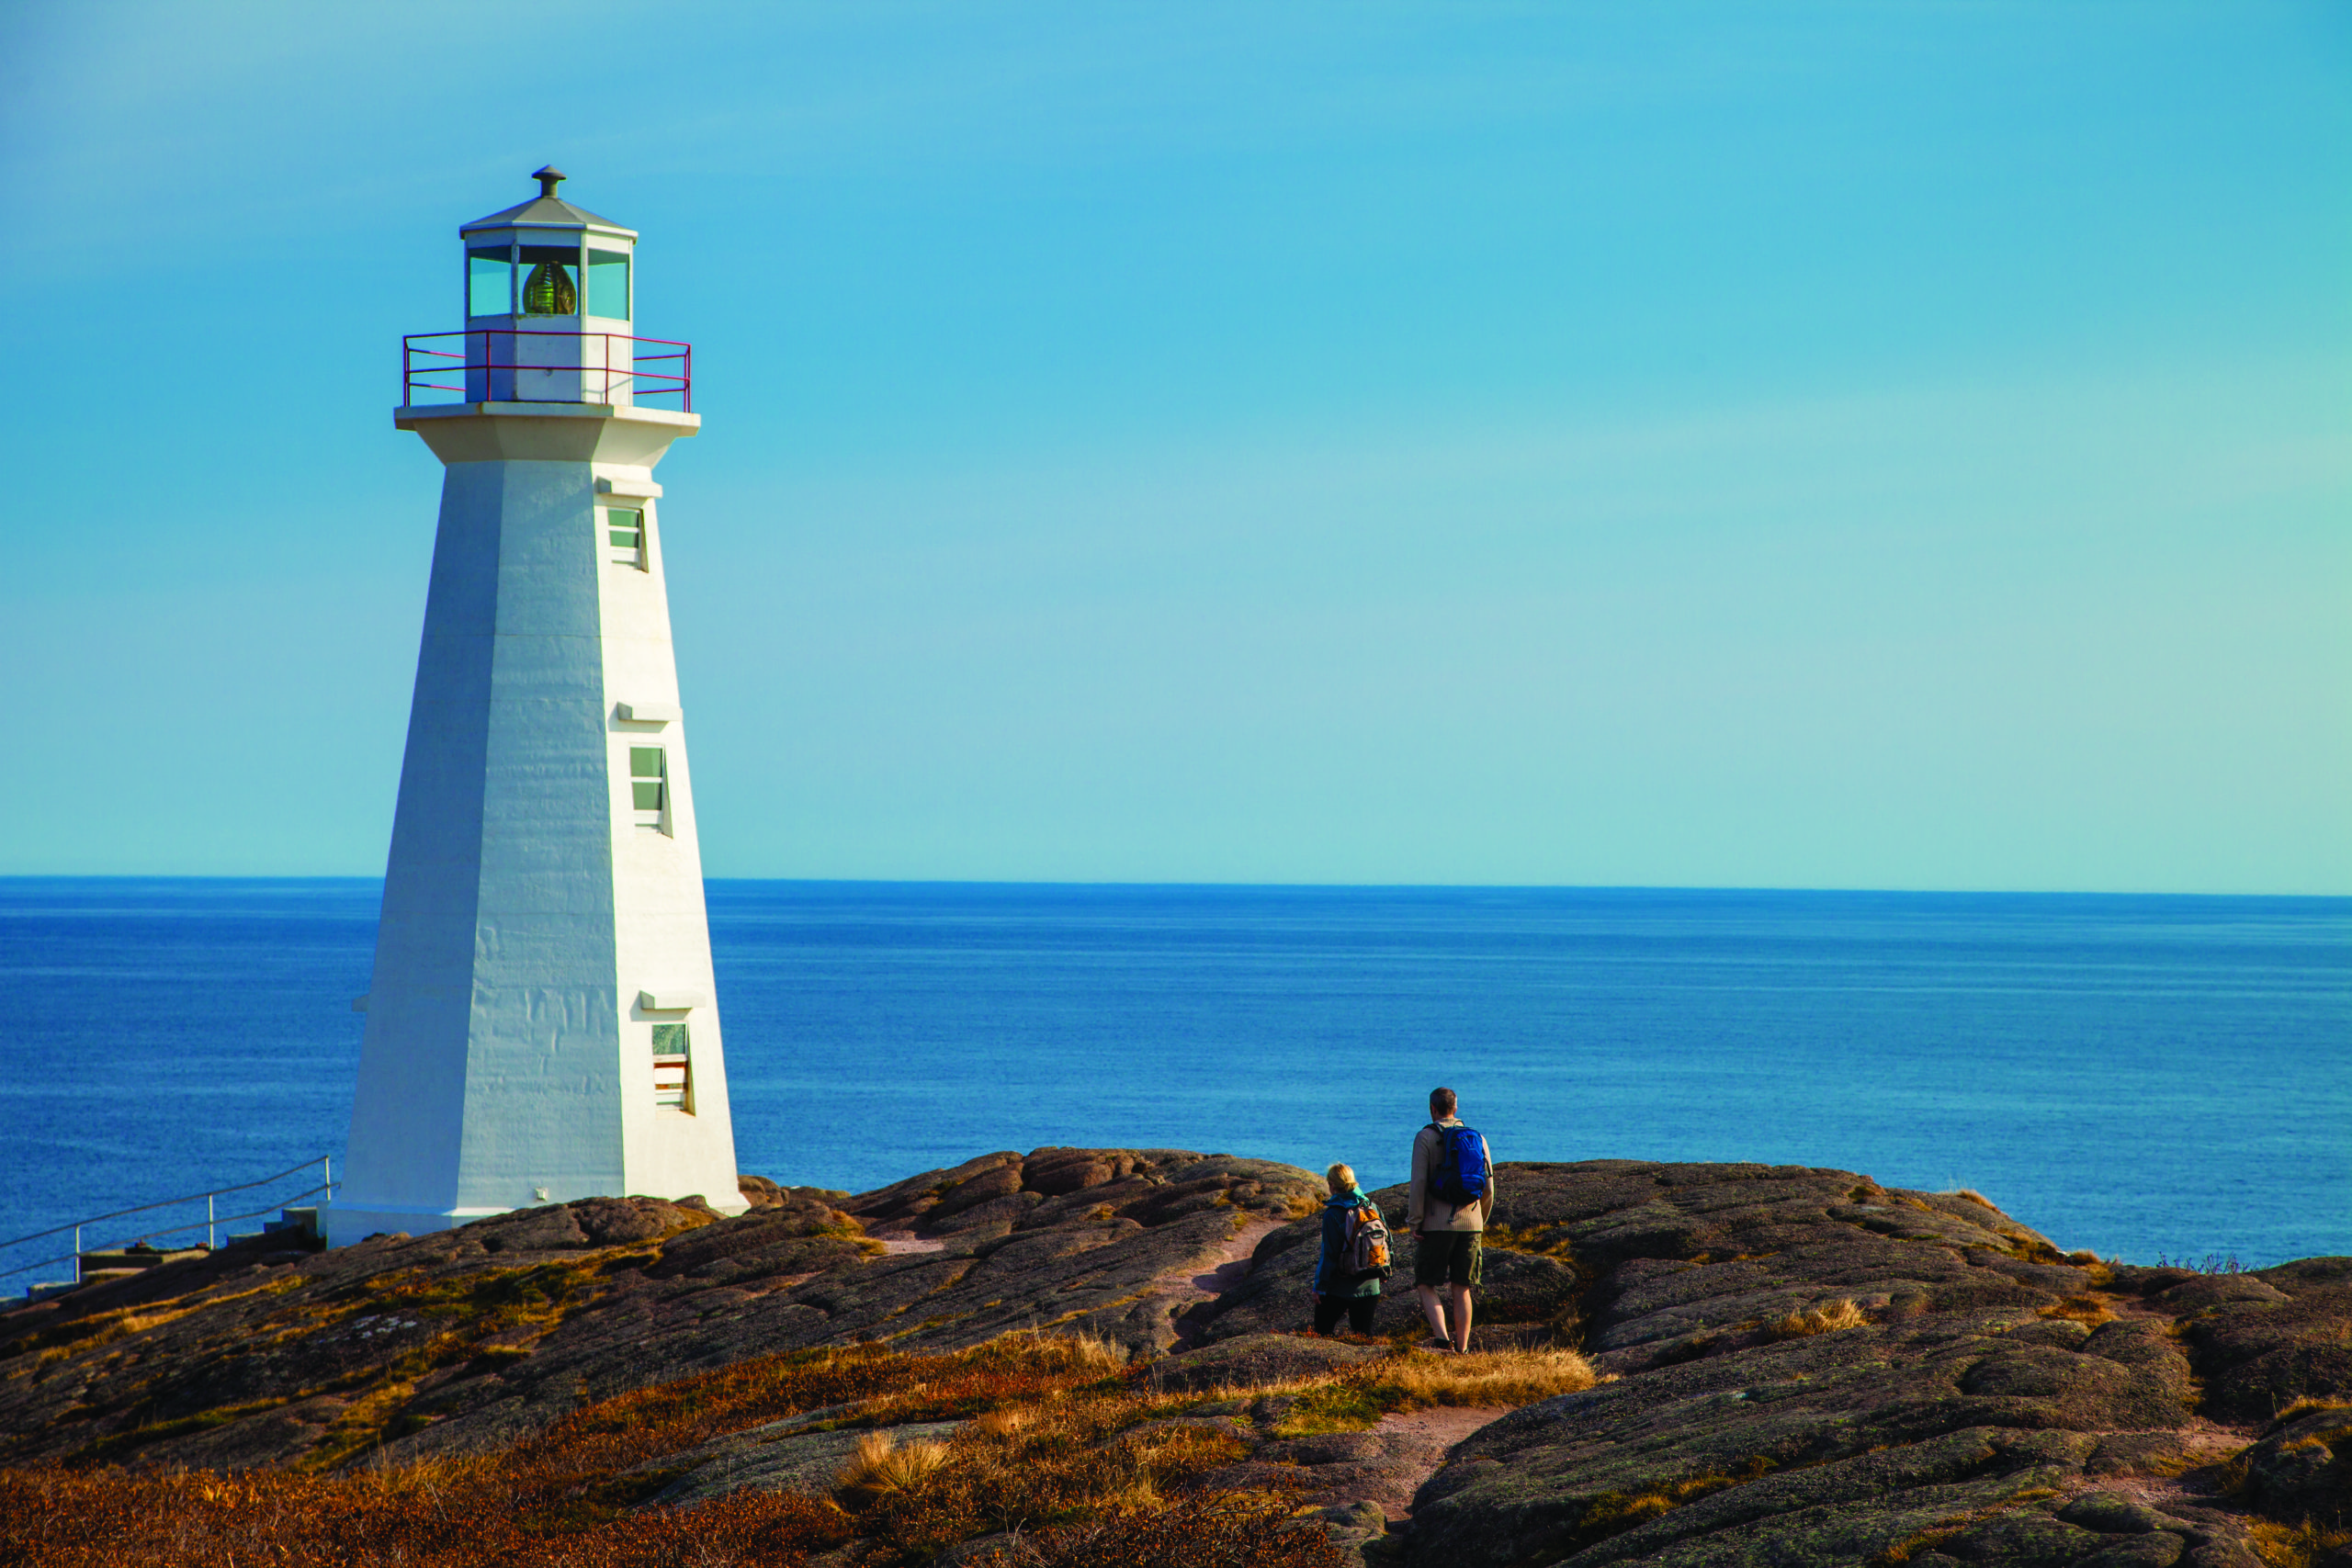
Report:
1421,1337,1456,1352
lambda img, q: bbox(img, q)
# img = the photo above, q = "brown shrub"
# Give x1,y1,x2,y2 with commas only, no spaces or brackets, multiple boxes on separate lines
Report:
0,1464,854,1566
0,1337,1135,1567
0,1331,1569,1566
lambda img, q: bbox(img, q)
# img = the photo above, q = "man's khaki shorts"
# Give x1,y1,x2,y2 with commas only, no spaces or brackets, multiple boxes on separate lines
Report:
1414,1230,1482,1289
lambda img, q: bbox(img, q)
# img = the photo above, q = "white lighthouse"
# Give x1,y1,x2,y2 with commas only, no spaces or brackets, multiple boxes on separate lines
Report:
330,169,746,1246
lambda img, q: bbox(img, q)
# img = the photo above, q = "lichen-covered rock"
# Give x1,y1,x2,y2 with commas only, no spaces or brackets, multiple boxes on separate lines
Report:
2158,1257,2352,1425
1150,1332,1386,1391
650,1416,966,1506
1381,1163,2344,1568
2239,1405,2351,1527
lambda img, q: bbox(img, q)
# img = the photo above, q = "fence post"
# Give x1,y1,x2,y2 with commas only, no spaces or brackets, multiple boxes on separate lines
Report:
73,1225,81,1285
209,1192,216,1250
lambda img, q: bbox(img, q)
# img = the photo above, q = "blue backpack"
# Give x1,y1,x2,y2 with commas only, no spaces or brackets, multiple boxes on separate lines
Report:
1427,1122,1488,1208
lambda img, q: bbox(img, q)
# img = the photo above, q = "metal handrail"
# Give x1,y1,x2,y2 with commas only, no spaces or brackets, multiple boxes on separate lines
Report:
0,1156,334,1289
401,329,692,412
0,1156,330,1251
0,1183,335,1284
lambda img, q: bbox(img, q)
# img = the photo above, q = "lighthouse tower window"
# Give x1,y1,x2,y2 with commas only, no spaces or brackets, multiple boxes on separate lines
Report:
651,1023,692,1110
467,247,514,316
588,251,630,320
518,244,579,316
629,747,668,829
606,507,645,567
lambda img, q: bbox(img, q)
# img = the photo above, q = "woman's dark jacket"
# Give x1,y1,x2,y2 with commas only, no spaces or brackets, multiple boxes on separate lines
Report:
1313,1186,1384,1298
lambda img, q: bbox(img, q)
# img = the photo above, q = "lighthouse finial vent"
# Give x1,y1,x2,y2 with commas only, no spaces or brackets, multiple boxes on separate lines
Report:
534,165,566,199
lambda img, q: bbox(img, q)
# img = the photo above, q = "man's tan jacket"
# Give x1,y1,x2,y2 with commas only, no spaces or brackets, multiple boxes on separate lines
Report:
1408,1118,1495,1233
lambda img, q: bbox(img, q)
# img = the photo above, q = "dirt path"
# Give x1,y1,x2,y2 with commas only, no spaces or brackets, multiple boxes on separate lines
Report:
1159,1216,1282,1348
1362,1404,1510,1519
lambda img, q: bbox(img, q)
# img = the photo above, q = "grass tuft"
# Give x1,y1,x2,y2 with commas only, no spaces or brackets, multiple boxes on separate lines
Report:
1767,1299,1867,1340
1266,1348,1597,1436
2039,1295,2116,1327
2271,1397,2352,1426
2248,1517,2352,1568
836,1430,953,1507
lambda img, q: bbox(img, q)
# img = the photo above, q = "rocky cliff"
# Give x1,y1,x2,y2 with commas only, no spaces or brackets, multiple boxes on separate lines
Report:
0,1153,2344,1568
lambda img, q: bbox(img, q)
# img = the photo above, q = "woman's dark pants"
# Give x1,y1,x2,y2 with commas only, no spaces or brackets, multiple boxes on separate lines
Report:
1314,1294,1379,1335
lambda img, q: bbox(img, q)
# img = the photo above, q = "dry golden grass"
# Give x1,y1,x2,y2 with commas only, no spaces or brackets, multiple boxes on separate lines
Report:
836,1429,954,1506
1257,1347,1597,1437
2039,1295,2117,1327
973,1405,1038,1439
840,1388,1254,1557
2273,1396,2352,1425
2249,1517,2352,1568
1767,1299,1868,1339
1951,1189,1996,1209
0,1330,1583,1566
1374,1347,1598,1409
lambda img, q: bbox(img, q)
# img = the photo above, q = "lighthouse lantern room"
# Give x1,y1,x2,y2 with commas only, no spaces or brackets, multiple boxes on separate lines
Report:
331,170,743,1247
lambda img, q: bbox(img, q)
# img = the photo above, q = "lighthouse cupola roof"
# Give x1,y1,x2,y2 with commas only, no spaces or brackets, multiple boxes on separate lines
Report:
460,166,638,243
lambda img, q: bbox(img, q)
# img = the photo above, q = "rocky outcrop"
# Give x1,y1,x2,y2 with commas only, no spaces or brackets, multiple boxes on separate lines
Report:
1378,1162,2350,1568
2,1152,2345,1568
0,1148,1317,1472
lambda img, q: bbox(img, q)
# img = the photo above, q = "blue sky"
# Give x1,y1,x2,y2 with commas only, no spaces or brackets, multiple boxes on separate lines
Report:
1,2,2344,890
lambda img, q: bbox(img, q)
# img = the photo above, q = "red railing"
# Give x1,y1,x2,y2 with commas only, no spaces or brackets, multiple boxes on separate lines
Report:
401,330,691,412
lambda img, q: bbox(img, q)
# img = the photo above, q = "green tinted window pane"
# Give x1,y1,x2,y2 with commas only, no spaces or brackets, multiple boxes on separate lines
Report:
610,530,639,547
467,248,511,316
629,747,665,779
651,1023,689,1055
633,781,665,810
607,509,642,546
588,251,629,320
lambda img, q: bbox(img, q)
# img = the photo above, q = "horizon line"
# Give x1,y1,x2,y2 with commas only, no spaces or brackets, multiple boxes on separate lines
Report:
0,873,2346,902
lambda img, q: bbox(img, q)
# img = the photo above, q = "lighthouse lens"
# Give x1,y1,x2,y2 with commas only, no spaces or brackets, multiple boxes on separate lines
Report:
518,246,580,316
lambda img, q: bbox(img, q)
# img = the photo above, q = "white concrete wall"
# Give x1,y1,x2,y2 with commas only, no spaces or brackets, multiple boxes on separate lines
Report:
334,404,742,1247
599,477,743,1206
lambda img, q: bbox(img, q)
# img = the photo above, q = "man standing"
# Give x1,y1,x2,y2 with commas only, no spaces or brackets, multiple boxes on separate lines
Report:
1409,1087,1495,1353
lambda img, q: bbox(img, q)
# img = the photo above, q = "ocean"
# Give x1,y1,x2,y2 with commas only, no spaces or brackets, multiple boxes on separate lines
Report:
2,878,2345,1284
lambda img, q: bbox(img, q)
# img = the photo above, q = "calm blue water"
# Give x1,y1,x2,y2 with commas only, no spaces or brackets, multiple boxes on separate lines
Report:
1,878,2345,1280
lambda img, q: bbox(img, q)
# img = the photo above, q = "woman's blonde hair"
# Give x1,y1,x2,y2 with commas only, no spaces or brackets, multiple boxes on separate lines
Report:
1326,1162,1355,1195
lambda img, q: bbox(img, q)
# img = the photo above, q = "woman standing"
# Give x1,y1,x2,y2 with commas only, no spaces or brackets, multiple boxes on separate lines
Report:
1311,1162,1385,1336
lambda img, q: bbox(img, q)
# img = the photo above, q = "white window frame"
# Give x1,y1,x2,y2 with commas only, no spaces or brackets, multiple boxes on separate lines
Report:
628,745,671,835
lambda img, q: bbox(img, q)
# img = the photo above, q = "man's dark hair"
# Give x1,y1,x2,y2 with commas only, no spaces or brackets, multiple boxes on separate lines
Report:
1430,1087,1457,1118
